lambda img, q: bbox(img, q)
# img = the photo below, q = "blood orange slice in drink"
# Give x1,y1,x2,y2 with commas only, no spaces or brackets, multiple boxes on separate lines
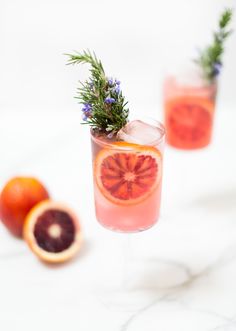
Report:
94,142,162,205
165,96,214,148
24,200,82,263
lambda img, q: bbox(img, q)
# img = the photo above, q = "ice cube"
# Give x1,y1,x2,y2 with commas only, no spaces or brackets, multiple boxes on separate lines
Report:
117,120,164,145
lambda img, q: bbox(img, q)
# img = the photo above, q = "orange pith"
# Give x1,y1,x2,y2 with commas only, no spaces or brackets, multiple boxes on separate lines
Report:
165,96,213,147
94,142,162,205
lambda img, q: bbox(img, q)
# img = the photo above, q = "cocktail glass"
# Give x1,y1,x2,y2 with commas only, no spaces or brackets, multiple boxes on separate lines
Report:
91,119,165,233
90,119,166,309
163,74,217,149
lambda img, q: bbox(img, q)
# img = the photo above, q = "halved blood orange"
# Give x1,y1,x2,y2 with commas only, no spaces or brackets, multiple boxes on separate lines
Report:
23,200,82,263
165,96,214,148
94,142,162,205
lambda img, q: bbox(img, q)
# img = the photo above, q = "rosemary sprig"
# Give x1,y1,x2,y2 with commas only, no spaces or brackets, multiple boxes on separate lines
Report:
195,8,233,83
66,50,129,136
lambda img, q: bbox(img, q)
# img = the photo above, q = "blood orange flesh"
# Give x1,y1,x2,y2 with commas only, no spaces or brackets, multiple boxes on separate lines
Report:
24,200,81,263
34,209,76,253
166,97,214,148
95,143,162,205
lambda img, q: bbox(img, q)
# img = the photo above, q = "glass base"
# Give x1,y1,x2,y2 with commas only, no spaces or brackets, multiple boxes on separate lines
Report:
93,258,191,312
97,218,158,234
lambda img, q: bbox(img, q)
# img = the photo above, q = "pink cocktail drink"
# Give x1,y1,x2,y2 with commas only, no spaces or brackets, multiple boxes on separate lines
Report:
91,120,165,233
164,76,217,149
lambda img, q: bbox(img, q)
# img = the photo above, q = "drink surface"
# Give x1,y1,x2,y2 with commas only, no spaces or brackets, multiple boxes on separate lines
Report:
91,120,165,233
164,77,217,149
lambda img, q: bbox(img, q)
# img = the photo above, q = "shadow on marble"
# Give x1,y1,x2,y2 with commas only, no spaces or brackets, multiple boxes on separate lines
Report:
190,187,236,216
126,257,192,290
95,242,236,315
40,239,92,269
93,257,193,312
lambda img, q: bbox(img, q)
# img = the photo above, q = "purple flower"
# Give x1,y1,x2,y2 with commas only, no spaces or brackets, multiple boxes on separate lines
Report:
107,132,114,139
212,62,222,77
115,79,120,85
105,97,116,104
82,114,88,121
114,84,120,94
82,103,92,112
108,78,113,86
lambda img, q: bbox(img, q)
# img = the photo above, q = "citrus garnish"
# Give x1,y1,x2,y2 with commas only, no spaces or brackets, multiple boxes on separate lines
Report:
94,142,162,205
23,200,82,263
166,96,213,147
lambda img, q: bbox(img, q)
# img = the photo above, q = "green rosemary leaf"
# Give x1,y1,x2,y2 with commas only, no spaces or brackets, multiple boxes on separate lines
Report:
219,8,233,28
66,50,129,135
195,8,233,83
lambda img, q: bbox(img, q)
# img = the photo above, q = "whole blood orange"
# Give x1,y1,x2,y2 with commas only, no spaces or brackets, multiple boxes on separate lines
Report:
23,200,82,263
94,142,162,205
0,177,49,237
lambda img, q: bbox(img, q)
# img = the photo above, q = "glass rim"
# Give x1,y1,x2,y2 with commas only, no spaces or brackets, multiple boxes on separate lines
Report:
90,118,165,149
164,74,218,89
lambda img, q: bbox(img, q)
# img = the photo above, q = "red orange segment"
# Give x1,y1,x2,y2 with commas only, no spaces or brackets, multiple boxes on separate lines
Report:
24,200,82,263
95,142,162,205
165,96,214,149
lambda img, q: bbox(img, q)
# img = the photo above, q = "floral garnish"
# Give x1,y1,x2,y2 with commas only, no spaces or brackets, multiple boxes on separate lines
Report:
195,8,233,83
66,50,129,135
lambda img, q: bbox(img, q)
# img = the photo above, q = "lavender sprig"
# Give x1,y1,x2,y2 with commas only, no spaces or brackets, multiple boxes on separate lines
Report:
195,8,233,83
66,50,129,134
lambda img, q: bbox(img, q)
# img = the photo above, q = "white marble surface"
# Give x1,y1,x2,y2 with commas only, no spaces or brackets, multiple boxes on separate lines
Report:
0,110,236,331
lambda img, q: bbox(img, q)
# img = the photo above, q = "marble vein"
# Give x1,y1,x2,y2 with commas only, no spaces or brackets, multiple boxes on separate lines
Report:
120,243,236,331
